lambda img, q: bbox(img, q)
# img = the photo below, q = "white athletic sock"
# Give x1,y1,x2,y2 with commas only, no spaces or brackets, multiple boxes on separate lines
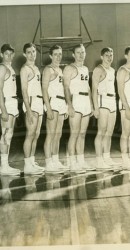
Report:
66,151,70,166
24,157,32,166
77,154,85,164
96,156,103,165
70,155,77,166
45,158,53,164
1,154,8,167
52,154,59,162
122,153,129,162
103,152,110,159
30,156,35,164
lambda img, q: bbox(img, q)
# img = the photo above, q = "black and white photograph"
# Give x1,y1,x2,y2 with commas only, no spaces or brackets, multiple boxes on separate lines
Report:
0,1,130,250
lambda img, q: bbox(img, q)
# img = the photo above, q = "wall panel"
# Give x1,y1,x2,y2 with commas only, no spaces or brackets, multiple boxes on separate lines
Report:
0,4,129,73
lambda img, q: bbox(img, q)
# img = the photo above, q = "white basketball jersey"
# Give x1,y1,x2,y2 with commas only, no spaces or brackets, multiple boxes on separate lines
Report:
47,66,64,97
69,64,90,95
2,64,17,97
120,66,130,102
98,64,115,95
24,65,42,97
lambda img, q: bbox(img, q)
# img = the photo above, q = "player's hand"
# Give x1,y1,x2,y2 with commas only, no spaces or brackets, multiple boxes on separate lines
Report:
47,108,54,120
64,113,68,120
68,105,75,117
1,111,9,122
93,108,100,119
90,108,94,117
125,108,130,120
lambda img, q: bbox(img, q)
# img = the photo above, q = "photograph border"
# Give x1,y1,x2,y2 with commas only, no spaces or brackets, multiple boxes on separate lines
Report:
0,0,130,250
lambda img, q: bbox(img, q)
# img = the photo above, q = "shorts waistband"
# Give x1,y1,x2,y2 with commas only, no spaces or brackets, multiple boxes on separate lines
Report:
107,93,115,97
4,96,17,99
56,95,65,100
79,92,88,96
30,95,43,98
36,95,43,98
98,93,115,97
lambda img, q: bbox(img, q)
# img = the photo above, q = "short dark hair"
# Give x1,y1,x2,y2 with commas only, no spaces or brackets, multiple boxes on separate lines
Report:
1,44,14,53
72,44,85,54
49,45,62,55
101,47,113,56
23,43,36,53
125,46,130,55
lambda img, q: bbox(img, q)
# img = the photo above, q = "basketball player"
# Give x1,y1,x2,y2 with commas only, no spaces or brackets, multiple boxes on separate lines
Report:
0,44,20,175
42,45,67,173
117,46,130,170
92,47,120,170
20,43,44,174
63,44,95,172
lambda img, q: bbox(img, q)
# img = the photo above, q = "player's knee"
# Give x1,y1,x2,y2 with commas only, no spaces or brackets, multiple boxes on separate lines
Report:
0,128,6,142
97,131,105,137
34,130,40,140
70,133,79,139
122,126,130,137
0,135,5,145
97,127,106,136
121,131,130,139
46,131,55,141
70,128,80,137
79,131,86,139
59,131,62,139
5,128,13,145
55,131,62,139
26,129,35,140
105,131,113,137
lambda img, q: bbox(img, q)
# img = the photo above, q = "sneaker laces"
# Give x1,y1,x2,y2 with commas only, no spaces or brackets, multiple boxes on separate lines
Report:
7,165,20,172
33,162,45,171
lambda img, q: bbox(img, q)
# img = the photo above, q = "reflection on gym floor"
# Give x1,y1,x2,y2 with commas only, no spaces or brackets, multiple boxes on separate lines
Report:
0,166,130,246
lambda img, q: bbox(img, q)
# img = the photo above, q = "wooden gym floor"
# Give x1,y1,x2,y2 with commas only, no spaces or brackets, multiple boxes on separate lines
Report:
0,133,130,247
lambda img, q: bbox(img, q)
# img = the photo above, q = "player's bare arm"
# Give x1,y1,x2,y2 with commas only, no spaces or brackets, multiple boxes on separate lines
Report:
42,66,54,120
63,65,75,117
0,65,9,122
92,66,103,118
117,67,130,119
88,87,94,116
20,66,34,124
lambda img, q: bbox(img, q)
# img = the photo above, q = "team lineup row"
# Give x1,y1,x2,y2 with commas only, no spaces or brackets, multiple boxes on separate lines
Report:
0,43,130,175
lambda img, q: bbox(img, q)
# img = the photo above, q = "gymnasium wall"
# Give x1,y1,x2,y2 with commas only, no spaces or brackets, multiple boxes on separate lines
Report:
0,3,129,74
0,3,129,133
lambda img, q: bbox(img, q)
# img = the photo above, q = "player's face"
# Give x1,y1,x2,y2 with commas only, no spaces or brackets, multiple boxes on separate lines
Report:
2,50,14,63
73,46,86,62
125,51,130,62
101,51,113,65
24,46,36,62
50,49,62,65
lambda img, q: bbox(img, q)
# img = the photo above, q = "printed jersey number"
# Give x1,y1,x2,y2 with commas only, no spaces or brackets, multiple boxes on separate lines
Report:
37,74,40,81
59,76,63,83
12,74,16,81
81,74,88,81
